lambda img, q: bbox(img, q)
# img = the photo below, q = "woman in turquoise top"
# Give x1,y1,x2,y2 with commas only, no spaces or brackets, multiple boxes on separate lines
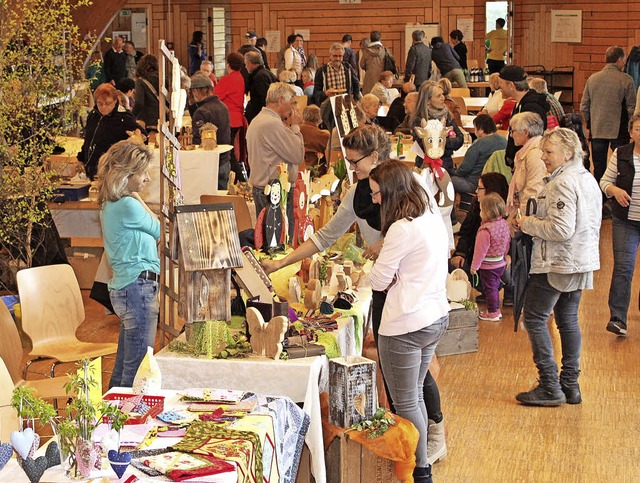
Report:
98,141,160,388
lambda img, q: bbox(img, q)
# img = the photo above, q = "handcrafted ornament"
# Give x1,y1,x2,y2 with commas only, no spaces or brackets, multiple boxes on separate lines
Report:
447,268,472,303
304,279,322,310
199,122,218,150
126,128,148,145
0,442,12,470
245,307,288,359
132,346,162,395
76,438,99,478
45,441,61,467
414,118,455,209
21,456,48,483
11,427,36,459
255,178,286,252
293,173,315,249
289,276,302,304
108,450,132,479
309,169,340,203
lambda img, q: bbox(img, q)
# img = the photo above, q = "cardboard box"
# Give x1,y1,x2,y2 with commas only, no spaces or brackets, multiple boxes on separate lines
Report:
66,247,103,289
436,308,478,356
326,432,400,483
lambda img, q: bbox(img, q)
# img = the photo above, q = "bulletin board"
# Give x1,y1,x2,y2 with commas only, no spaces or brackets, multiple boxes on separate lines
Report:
404,23,440,62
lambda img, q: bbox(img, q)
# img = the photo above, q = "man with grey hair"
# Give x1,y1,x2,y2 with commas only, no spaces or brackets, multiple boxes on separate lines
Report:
246,82,305,237
404,30,431,87
498,64,549,167
581,46,636,191
244,50,276,123
313,43,361,105
527,77,564,126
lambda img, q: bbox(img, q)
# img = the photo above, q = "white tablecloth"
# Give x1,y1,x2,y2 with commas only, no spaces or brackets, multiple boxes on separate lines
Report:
155,341,328,483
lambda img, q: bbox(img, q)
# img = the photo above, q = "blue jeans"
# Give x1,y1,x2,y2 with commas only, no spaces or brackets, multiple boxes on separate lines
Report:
591,138,629,183
523,274,582,389
609,216,640,323
378,316,449,467
109,278,160,388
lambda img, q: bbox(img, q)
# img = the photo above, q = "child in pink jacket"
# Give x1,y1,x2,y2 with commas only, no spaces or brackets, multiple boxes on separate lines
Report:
471,192,511,321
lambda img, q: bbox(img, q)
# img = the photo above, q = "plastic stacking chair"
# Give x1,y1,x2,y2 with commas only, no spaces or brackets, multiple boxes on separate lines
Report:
16,264,117,377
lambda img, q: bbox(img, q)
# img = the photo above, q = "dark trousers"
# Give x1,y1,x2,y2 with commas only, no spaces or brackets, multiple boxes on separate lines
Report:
591,137,629,183
478,265,506,312
487,59,505,74
372,290,443,422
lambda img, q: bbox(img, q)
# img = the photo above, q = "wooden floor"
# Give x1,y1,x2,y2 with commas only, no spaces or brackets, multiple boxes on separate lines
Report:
20,218,640,482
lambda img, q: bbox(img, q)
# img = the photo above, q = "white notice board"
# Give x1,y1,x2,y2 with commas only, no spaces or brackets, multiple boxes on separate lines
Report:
404,23,439,63
551,10,582,43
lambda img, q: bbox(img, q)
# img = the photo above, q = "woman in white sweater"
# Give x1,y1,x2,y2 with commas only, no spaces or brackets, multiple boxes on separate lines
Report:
368,160,449,483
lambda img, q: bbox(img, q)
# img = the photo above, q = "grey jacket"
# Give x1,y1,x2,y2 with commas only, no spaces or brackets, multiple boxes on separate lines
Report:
521,160,601,275
580,64,636,139
404,42,432,87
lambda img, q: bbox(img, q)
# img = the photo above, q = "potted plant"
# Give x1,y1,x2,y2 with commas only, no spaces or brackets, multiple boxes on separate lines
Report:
12,358,126,479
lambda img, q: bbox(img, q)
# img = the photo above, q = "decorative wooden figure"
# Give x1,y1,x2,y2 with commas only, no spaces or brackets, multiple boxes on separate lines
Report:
199,123,218,150
293,173,315,248
255,178,286,253
176,203,243,328
245,307,288,359
304,279,322,310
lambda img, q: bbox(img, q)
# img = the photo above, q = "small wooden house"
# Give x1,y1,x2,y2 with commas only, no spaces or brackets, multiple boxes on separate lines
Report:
175,203,243,325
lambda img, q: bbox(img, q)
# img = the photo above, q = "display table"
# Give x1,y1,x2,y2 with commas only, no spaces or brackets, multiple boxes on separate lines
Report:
156,346,328,482
0,388,307,482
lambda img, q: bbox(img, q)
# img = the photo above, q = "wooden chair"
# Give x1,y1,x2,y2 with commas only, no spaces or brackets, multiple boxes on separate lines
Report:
451,96,468,115
295,95,308,111
200,194,254,232
0,358,20,442
16,264,118,378
450,87,471,98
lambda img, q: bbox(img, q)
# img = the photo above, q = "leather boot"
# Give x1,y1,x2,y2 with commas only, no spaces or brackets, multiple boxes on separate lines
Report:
427,419,447,465
413,464,433,483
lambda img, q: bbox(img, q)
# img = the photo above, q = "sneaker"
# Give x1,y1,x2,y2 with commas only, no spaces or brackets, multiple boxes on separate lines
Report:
516,384,566,407
479,310,502,321
561,384,582,405
606,319,627,336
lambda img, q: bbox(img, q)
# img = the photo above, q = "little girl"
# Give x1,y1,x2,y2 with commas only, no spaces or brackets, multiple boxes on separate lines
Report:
471,192,511,321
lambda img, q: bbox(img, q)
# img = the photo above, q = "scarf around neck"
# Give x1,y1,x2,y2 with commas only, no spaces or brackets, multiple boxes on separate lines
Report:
427,105,452,124
353,179,381,231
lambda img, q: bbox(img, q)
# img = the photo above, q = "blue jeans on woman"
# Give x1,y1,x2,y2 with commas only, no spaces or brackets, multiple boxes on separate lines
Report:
378,315,449,468
109,278,160,388
609,216,640,324
523,274,582,390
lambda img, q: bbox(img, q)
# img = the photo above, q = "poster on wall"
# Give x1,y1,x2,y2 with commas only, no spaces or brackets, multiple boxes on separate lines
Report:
265,30,280,52
551,10,582,43
112,30,130,42
131,13,147,48
456,18,473,42
295,29,310,41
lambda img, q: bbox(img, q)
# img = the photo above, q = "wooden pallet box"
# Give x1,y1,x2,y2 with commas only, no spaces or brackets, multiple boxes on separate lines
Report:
329,356,377,428
436,307,478,356
326,432,400,483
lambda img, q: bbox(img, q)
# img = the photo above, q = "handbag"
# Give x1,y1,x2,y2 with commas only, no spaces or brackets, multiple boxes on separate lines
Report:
383,48,398,75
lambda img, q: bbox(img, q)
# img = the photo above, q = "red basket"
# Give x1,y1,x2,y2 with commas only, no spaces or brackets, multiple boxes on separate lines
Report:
102,393,165,425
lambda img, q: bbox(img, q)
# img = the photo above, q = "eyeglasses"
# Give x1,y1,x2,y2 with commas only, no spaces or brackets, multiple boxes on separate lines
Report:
370,190,381,199
345,152,372,167
476,186,486,192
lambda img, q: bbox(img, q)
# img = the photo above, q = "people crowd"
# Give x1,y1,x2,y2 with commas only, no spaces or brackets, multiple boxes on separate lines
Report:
82,26,640,483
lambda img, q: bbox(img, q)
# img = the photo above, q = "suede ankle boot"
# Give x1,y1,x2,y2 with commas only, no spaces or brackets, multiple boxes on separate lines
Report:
427,419,447,465
413,464,433,483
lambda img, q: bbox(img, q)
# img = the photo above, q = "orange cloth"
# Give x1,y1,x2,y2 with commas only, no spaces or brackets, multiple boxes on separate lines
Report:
320,392,419,482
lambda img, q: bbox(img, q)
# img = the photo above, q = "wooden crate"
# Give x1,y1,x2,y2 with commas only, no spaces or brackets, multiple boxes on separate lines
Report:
326,432,400,483
436,308,478,356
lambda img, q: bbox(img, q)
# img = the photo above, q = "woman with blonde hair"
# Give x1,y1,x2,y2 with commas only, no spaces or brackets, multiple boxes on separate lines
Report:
98,141,160,389
369,160,449,482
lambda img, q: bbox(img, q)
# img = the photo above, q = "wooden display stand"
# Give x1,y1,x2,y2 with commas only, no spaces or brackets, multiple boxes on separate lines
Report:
436,308,478,356
326,432,400,483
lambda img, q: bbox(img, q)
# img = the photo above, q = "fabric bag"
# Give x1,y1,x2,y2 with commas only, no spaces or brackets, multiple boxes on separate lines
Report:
383,48,398,75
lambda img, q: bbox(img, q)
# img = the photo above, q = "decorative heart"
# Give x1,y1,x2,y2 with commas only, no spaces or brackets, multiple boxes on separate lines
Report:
108,449,131,479
21,456,48,483
0,442,12,470
11,427,35,459
45,441,61,468
101,429,120,456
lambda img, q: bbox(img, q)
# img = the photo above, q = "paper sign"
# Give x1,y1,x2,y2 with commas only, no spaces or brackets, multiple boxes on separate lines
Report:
457,18,474,42
551,10,582,43
265,30,280,52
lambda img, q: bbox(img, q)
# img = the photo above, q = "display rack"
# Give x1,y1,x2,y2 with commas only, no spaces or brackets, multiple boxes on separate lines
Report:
524,65,574,111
